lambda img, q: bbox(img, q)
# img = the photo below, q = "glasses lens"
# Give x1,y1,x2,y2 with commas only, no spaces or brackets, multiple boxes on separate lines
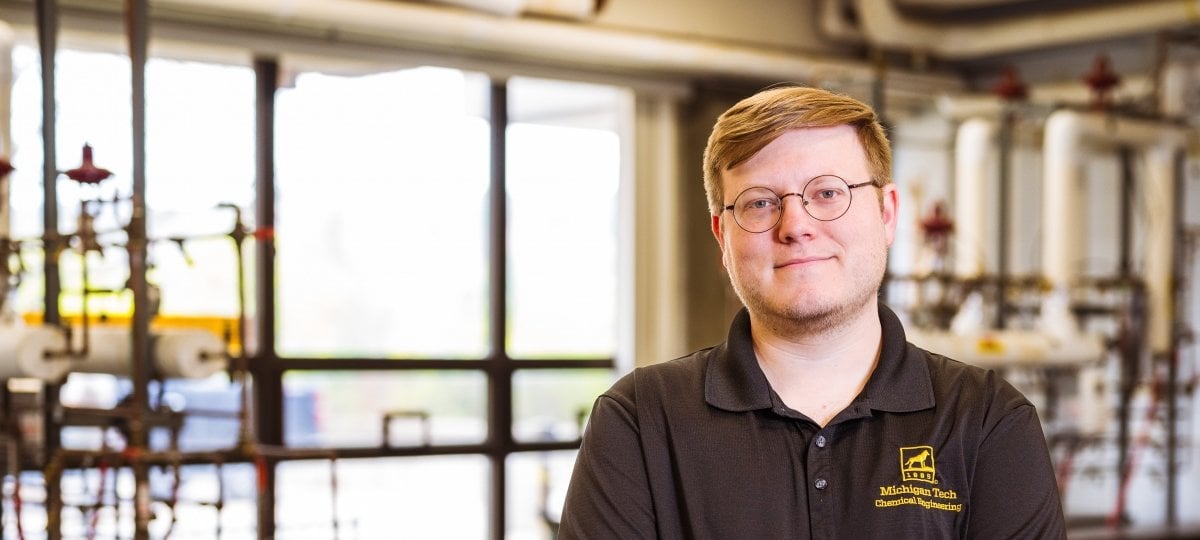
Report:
802,175,852,221
733,187,781,233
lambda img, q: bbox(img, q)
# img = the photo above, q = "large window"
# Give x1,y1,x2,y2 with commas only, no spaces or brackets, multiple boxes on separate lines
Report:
5,44,627,539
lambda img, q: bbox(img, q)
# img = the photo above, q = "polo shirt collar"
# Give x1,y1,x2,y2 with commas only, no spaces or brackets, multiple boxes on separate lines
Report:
704,303,935,414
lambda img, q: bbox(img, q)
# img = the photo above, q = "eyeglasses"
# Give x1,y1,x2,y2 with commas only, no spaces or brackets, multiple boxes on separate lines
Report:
722,175,878,233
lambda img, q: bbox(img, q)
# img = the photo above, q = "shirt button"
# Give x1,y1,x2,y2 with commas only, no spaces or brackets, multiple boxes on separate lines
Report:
815,435,827,448
815,478,828,490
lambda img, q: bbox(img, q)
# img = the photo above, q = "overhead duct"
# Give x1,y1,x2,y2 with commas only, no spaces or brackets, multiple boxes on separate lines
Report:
136,0,957,92
1041,109,1188,352
848,0,1200,60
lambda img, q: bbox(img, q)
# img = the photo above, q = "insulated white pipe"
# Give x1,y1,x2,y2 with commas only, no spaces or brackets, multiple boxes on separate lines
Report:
1042,111,1085,291
817,0,863,44
853,0,1200,60
953,117,995,278
934,75,1156,122
430,0,601,19
1160,62,1192,118
1142,144,1177,352
72,327,228,379
1041,110,1188,351
0,325,71,381
430,0,526,17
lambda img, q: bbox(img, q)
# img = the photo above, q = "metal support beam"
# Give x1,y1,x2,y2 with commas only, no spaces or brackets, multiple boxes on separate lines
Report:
1166,147,1185,526
995,108,1013,329
33,2,64,538
36,0,59,326
124,1,154,538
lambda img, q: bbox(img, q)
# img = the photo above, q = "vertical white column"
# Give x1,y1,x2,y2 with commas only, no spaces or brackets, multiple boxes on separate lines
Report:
628,92,687,369
1041,110,1084,290
953,117,996,278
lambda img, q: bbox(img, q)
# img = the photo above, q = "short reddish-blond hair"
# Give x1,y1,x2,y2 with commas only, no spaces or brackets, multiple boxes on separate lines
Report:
703,85,892,215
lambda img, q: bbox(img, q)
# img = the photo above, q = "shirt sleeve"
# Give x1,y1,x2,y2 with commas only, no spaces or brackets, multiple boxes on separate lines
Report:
968,399,1067,539
558,390,657,540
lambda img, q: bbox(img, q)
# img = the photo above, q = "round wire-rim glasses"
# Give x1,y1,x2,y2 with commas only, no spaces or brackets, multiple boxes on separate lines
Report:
722,175,879,233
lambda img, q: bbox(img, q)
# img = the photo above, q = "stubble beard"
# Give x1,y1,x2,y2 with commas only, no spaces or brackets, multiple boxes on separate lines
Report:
728,244,888,339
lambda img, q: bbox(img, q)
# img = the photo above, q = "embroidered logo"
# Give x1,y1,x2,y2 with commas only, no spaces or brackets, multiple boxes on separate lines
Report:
899,445,937,484
874,445,959,512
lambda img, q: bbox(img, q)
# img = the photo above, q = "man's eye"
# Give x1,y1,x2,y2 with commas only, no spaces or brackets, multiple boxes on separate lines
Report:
745,199,776,210
815,189,841,200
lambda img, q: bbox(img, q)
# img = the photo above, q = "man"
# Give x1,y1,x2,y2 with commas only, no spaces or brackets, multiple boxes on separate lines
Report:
558,86,1066,538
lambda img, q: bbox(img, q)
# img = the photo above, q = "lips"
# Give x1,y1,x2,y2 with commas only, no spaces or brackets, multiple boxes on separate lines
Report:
775,255,833,269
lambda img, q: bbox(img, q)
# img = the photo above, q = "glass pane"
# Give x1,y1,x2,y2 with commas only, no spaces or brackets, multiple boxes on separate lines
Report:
283,370,486,447
277,456,488,539
275,66,490,358
507,77,627,358
507,450,578,540
146,58,255,320
160,376,246,451
512,369,614,442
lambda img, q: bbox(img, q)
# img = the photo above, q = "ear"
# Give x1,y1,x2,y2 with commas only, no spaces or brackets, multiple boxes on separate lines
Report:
881,183,899,246
712,213,731,270
711,214,726,249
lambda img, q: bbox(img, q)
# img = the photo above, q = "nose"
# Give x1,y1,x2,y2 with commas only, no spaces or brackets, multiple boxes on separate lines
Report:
775,192,815,241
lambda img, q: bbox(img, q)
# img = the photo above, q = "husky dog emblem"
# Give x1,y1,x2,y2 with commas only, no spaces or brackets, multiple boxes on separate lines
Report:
899,446,937,484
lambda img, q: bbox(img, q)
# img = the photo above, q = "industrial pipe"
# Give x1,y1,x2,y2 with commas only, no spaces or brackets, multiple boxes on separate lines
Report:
850,0,1200,60
1041,109,1188,353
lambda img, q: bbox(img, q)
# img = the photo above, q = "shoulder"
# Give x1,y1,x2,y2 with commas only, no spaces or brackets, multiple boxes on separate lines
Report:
909,343,1034,417
602,347,715,410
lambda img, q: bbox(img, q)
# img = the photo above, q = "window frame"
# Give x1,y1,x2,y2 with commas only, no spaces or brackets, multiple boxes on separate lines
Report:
249,64,616,538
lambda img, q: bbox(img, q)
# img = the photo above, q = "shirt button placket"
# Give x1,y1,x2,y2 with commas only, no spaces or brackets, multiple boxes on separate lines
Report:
810,431,832,536
813,435,829,490
811,434,830,489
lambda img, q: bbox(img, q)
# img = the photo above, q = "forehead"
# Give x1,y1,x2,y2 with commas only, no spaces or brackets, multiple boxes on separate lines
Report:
725,125,869,190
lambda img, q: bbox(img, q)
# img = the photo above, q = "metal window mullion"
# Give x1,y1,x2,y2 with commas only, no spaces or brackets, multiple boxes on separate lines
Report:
253,55,283,540
487,79,511,540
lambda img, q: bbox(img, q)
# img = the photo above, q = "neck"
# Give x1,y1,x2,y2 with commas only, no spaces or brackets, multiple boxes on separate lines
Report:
749,301,883,426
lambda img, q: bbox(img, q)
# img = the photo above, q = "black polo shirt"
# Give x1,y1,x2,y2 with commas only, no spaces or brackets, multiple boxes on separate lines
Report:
559,304,1066,539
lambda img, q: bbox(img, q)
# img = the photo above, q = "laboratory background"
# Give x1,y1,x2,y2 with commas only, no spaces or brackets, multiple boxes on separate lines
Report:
0,0,1195,538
